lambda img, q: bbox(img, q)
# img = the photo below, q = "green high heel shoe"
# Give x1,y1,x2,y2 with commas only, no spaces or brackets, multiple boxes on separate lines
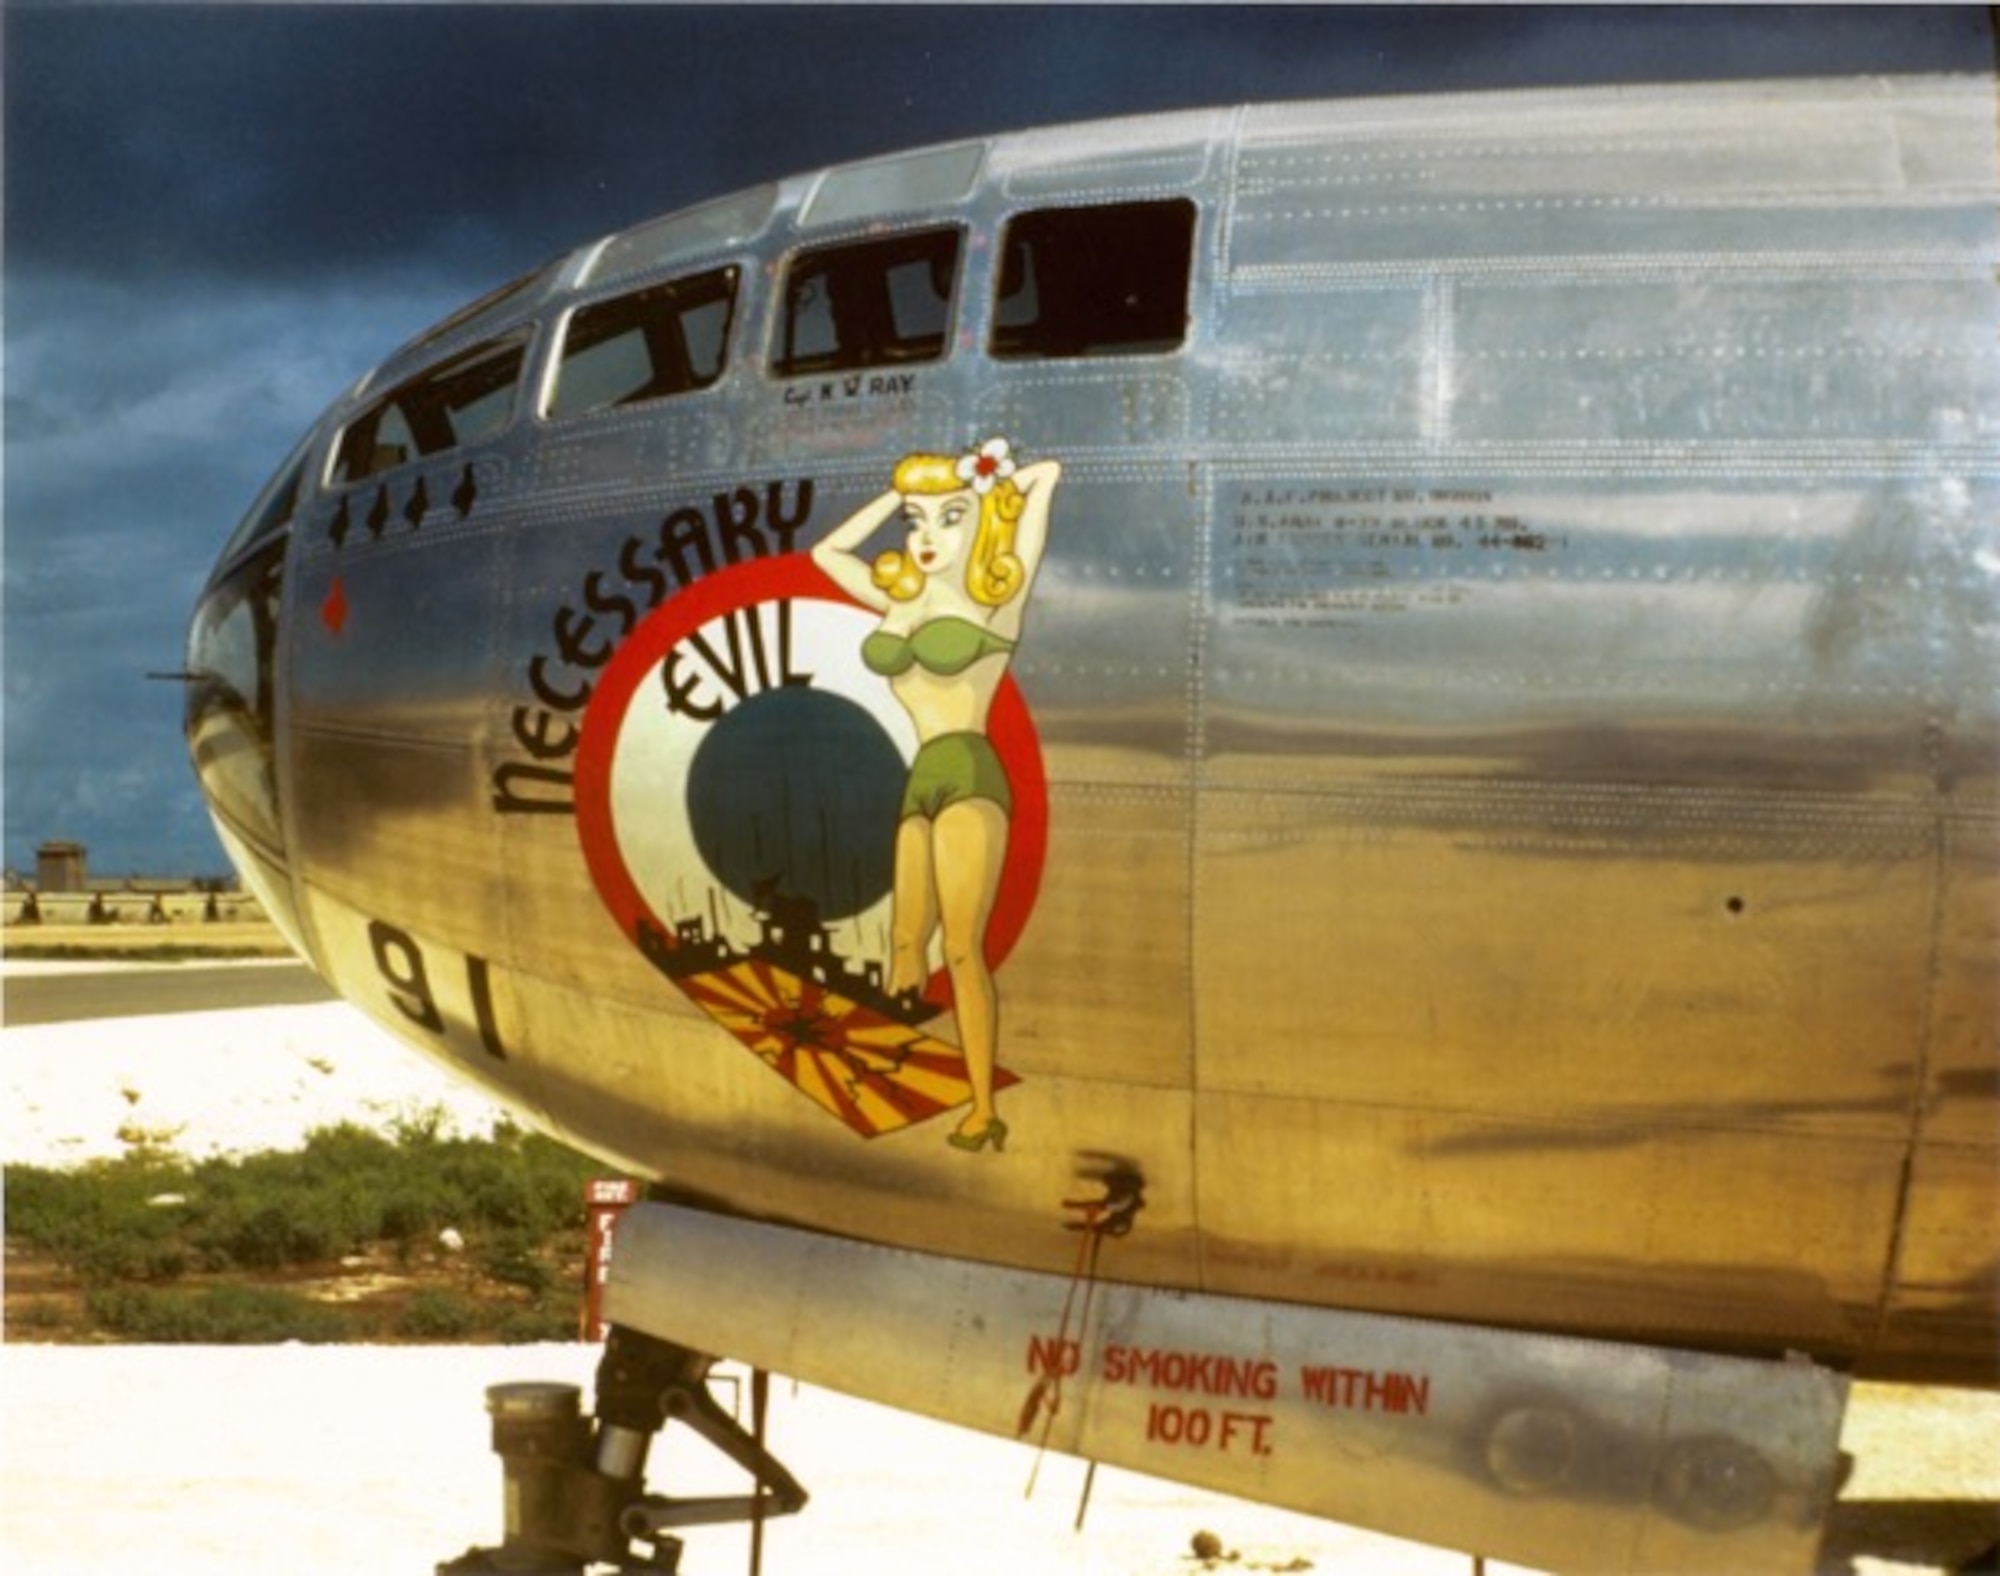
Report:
948,1117,1009,1153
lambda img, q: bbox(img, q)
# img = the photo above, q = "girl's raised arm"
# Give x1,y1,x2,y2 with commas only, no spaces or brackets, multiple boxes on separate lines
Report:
810,487,903,610
1009,460,1063,590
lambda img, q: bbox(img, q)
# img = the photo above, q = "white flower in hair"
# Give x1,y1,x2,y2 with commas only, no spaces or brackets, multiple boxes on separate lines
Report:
955,437,1016,495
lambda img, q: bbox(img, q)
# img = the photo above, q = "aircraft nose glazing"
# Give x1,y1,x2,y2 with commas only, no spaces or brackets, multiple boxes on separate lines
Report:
184,530,301,942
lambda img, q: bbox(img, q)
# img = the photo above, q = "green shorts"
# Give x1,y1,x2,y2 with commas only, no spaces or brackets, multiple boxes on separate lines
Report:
900,733,1014,821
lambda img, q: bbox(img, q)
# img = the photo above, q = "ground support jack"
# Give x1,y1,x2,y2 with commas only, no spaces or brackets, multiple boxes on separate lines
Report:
439,1325,807,1575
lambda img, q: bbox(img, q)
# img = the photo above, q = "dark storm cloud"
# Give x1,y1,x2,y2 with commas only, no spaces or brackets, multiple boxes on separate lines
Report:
12,6,1987,288
2,265,456,875
2,4,1992,874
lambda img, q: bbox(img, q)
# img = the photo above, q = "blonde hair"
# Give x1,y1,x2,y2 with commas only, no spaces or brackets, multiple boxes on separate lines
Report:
871,451,1027,606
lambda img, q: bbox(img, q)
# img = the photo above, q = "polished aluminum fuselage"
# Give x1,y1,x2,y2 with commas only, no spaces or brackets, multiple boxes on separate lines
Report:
191,77,1999,1385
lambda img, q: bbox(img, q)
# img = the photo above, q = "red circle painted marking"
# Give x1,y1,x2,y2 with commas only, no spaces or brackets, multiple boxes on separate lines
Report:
573,554,1047,988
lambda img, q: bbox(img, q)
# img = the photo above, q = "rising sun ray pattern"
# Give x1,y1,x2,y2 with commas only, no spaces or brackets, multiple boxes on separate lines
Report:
677,959,1019,1138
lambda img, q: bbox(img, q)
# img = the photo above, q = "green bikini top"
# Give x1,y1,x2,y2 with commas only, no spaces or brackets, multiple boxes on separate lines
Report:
862,616,1016,678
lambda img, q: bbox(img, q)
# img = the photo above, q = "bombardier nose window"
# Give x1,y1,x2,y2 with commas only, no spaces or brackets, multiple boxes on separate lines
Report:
188,446,312,949
187,532,287,856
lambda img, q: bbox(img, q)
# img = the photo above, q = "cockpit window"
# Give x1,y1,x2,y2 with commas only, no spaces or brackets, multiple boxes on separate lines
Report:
547,266,739,419
774,227,961,376
992,199,1196,359
329,329,531,485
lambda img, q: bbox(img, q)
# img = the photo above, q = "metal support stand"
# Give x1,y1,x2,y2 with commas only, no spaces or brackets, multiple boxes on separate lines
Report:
439,1326,807,1575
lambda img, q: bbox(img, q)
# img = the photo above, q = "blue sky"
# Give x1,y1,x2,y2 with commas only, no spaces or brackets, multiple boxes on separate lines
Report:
3,2,1988,878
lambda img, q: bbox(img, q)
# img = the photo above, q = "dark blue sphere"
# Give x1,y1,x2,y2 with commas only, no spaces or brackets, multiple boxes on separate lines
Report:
684,685,903,922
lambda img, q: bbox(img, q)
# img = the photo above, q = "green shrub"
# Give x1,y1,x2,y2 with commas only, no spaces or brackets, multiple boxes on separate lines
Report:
480,1229,557,1295
85,1284,348,1343
496,1303,583,1344
8,1120,620,1344
11,1299,74,1333
397,1288,480,1340
5,1154,193,1281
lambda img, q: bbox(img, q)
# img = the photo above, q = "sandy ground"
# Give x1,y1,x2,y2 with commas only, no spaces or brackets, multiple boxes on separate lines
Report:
2,963,1995,1574
0,1342,1523,1576
0,986,511,1163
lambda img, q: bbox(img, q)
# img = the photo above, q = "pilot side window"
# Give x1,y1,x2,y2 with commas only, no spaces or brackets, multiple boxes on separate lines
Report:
775,227,961,376
992,199,1197,359
329,328,531,485
547,266,739,419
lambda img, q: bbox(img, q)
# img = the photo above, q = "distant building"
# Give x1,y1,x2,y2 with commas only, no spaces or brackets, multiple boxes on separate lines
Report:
2,844,262,928
5,842,261,926
36,841,87,894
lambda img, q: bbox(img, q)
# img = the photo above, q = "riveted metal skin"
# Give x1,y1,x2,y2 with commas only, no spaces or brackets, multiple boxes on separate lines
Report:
191,75,1999,1575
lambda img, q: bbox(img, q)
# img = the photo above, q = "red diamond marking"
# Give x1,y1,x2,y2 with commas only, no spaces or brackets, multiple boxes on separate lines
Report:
321,577,349,636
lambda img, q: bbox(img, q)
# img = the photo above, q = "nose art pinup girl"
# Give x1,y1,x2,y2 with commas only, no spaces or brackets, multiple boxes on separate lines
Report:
811,438,1061,1152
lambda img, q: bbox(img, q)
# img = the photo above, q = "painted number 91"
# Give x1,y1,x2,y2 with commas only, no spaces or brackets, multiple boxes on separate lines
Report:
367,919,507,1061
